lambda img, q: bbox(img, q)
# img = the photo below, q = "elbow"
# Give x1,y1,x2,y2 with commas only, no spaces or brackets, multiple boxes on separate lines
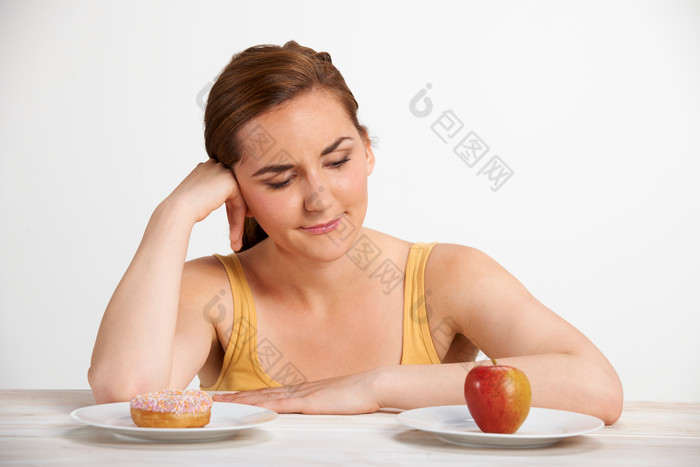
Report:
560,354,624,425
87,366,147,404
600,377,624,425
87,356,174,404
592,365,624,426
88,366,126,404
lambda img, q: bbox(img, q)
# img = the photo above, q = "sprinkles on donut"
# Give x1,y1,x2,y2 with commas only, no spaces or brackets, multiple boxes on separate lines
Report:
130,389,213,428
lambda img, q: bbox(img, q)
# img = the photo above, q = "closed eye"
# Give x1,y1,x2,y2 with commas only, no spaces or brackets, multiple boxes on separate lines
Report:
266,174,296,190
266,157,350,190
327,157,350,168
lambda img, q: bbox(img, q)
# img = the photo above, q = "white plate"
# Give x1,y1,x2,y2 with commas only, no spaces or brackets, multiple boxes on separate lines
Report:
70,402,278,442
397,405,603,448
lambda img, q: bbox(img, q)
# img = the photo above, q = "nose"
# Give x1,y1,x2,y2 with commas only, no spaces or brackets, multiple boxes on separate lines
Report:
304,184,330,212
303,173,331,213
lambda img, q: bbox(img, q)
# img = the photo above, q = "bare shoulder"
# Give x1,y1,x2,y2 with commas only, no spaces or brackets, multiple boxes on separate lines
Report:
427,243,508,283
425,244,532,326
179,256,231,316
182,255,228,280
424,244,490,310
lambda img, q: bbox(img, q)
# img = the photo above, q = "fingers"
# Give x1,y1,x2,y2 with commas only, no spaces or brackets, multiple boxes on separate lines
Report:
212,385,313,413
251,397,310,414
213,385,303,403
210,371,382,415
167,158,245,225
211,383,374,415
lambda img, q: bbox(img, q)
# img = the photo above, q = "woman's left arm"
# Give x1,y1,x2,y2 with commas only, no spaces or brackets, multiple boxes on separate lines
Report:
410,243,623,424
215,245,623,424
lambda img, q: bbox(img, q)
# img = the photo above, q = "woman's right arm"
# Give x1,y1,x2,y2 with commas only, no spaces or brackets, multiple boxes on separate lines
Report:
87,159,246,403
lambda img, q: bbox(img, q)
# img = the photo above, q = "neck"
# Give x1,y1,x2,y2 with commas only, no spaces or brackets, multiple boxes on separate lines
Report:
252,229,376,311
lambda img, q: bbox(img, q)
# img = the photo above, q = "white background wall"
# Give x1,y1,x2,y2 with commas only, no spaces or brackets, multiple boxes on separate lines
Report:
1,0,698,402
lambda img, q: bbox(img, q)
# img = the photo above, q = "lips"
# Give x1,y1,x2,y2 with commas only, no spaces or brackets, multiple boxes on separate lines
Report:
300,215,343,234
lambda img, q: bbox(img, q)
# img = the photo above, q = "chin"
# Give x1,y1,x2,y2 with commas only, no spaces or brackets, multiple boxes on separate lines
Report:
267,228,357,263
264,209,367,261
296,235,355,263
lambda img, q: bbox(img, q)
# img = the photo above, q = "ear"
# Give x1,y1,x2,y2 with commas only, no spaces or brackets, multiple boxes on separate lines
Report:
362,130,375,176
232,168,255,217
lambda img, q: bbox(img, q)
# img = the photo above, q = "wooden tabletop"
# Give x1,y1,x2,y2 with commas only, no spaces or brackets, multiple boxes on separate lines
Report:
1,390,699,465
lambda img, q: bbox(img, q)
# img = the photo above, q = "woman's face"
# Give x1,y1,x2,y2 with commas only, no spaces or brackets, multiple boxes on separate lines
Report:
233,89,375,261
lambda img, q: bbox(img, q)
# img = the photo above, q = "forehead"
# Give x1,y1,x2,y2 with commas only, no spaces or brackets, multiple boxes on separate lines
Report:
236,89,355,166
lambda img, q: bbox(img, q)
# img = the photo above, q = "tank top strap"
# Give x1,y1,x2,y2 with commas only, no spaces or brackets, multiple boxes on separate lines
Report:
401,242,441,365
200,253,279,391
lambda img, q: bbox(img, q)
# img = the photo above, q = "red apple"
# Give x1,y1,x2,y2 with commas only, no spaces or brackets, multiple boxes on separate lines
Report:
464,359,532,434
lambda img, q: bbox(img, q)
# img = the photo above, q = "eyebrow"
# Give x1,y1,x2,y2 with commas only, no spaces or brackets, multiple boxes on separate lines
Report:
320,136,352,156
251,136,353,177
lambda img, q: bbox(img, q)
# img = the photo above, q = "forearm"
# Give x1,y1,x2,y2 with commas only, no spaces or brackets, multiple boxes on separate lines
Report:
492,353,623,425
88,199,194,402
376,352,623,425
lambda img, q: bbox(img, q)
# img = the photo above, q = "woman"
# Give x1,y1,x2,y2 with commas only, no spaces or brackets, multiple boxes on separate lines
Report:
88,41,623,424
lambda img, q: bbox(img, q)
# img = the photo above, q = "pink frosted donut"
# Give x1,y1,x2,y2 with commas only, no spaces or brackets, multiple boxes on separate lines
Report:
129,389,213,428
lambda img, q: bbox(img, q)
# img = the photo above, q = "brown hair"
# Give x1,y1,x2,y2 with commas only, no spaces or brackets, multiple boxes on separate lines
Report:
204,40,370,251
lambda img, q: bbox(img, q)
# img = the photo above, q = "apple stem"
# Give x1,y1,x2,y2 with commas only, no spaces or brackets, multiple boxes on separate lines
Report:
476,345,498,366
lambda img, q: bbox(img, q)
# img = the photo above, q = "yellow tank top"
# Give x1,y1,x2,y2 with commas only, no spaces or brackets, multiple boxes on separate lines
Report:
200,242,441,391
